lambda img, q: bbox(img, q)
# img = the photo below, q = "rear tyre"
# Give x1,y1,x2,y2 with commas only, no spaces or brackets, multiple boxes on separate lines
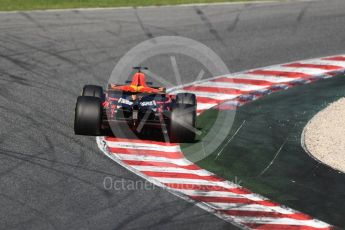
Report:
74,96,102,135
175,93,197,107
169,104,196,143
82,85,103,99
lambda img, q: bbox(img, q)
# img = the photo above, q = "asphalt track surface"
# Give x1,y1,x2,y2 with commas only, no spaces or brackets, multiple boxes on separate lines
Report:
1,0,345,229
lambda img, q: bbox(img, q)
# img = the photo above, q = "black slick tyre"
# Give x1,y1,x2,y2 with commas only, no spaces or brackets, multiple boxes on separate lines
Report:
74,96,102,135
169,104,196,143
175,93,197,107
82,85,103,99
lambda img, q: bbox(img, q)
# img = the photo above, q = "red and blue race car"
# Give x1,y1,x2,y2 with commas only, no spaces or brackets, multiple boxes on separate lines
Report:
74,67,197,142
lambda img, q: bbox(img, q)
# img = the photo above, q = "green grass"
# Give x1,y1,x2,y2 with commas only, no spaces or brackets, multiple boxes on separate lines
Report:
0,0,264,11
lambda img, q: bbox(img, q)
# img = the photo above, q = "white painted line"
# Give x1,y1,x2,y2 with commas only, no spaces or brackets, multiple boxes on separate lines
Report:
301,60,345,68
197,102,218,110
172,89,240,100
106,141,181,152
0,0,291,14
197,81,269,90
263,66,331,75
131,165,211,176
235,217,331,228
177,189,267,201
227,74,296,83
208,203,296,214
114,153,191,165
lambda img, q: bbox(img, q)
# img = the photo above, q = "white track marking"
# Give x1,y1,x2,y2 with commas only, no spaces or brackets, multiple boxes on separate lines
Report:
114,154,192,164
0,1,291,14
300,59,345,68
130,166,211,176
172,89,240,100
208,203,296,214
197,102,218,110
196,81,269,90
153,177,234,186
262,66,331,75
235,217,331,228
106,141,181,152
176,189,267,201
226,73,296,83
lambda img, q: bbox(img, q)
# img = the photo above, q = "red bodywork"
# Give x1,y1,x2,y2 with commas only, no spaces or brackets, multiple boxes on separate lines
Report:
109,72,164,93
101,71,173,131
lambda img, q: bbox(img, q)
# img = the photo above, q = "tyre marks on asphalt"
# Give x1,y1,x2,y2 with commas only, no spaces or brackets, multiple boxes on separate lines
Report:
98,54,345,229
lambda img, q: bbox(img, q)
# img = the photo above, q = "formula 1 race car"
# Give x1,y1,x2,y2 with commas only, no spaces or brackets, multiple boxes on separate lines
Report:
74,67,197,142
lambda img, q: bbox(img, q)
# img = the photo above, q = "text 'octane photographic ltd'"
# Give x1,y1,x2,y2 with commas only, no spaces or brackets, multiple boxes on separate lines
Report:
103,177,242,191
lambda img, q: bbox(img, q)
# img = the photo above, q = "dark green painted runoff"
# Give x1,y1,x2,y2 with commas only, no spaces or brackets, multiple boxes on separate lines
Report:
181,75,345,228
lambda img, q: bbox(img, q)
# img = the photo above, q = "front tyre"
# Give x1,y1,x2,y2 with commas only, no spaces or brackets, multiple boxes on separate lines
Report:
169,104,196,143
74,96,102,136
